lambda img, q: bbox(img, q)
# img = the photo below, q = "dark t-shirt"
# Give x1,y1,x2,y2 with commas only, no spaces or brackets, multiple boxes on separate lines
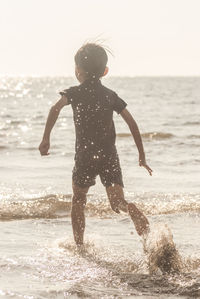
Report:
60,79,127,160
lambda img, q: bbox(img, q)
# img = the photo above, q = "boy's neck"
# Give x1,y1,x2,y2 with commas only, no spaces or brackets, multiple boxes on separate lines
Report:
80,77,101,85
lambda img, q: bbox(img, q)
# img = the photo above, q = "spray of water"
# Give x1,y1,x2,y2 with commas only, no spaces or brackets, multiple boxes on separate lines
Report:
142,223,182,274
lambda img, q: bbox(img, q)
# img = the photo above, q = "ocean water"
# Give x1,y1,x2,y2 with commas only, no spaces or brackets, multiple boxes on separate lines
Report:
0,76,200,298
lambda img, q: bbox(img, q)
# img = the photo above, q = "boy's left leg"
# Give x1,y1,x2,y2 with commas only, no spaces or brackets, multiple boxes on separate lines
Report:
106,184,149,236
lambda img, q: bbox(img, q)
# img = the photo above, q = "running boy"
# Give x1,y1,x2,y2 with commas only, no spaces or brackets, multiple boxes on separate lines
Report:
39,43,152,246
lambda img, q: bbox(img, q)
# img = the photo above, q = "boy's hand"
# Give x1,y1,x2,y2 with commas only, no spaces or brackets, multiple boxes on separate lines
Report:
139,158,153,176
39,139,50,156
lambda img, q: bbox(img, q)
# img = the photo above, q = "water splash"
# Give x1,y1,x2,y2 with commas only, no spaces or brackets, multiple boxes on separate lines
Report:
142,223,182,274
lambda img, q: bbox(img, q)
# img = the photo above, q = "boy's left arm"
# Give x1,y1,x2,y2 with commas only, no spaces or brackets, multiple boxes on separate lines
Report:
120,108,153,176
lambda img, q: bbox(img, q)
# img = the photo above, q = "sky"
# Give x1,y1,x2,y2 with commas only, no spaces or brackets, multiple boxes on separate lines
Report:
0,0,200,76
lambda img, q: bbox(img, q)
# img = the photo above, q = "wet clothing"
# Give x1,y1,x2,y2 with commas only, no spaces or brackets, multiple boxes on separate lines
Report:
60,78,127,188
72,146,124,188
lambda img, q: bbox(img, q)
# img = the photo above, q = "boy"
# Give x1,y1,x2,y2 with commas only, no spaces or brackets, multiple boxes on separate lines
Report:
39,43,152,247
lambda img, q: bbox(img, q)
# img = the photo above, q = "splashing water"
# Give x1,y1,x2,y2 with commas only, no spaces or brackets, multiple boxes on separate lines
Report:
142,223,182,274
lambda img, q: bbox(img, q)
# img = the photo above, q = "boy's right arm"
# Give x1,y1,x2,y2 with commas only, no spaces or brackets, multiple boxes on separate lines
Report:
39,95,68,156
120,108,153,176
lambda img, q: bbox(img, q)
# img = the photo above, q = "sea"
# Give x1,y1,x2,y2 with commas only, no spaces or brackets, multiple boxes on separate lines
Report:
0,76,200,298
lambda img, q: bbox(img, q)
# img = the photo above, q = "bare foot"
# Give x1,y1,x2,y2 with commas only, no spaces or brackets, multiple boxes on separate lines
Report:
76,244,87,256
128,203,150,236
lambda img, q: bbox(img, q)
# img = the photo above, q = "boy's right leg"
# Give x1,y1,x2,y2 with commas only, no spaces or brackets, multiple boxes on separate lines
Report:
71,182,89,246
106,184,149,236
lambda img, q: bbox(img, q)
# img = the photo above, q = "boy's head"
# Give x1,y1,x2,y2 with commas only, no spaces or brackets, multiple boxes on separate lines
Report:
74,43,109,82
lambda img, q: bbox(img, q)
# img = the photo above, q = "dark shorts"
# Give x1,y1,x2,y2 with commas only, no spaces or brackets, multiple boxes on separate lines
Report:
72,149,124,188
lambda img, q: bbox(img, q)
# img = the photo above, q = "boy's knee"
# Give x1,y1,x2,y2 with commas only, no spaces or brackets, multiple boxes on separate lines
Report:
72,183,89,208
106,184,128,213
118,201,128,212
110,197,128,211
73,182,88,195
72,195,87,208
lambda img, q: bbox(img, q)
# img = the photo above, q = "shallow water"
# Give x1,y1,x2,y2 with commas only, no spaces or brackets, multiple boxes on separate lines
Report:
0,76,200,298
1,214,200,298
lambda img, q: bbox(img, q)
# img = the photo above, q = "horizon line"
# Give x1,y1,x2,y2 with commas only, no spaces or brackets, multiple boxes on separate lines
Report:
0,74,200,78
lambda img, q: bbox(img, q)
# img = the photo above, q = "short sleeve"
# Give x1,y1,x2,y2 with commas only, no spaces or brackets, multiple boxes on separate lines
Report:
59,87,74,105
113,92,127,114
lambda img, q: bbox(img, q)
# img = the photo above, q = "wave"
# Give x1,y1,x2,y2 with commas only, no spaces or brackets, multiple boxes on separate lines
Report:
0,195,71,220
2,120,27,125
184,121,200,126
0,192,200,221
10,120,24,125
117,132,174,139
15,146,38,151
0,145,8,150
188,134,200,139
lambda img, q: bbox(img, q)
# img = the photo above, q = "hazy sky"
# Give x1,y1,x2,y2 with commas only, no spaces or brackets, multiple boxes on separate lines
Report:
1,0,200,76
